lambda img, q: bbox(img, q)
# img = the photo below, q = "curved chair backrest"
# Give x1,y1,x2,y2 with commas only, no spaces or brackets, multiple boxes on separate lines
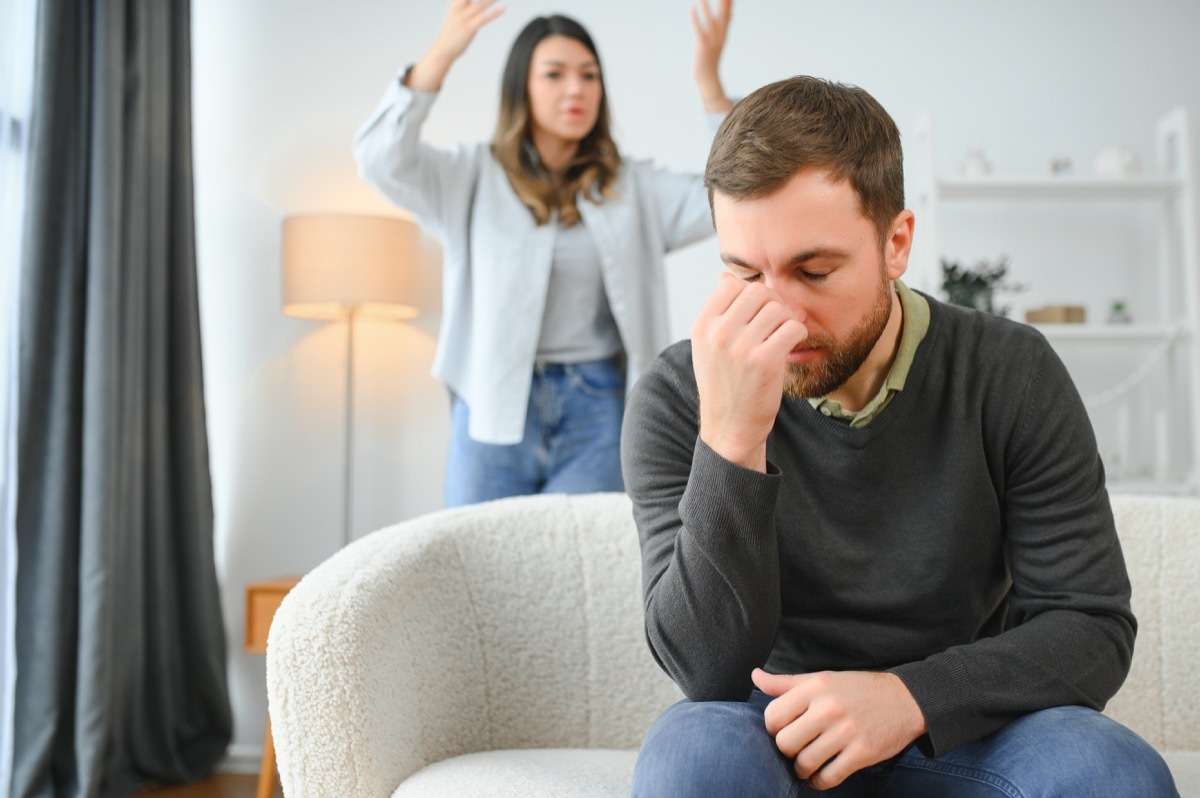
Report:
267,491,1199,796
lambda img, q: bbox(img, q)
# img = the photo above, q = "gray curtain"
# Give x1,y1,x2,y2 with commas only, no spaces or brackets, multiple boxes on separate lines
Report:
11,1,232,796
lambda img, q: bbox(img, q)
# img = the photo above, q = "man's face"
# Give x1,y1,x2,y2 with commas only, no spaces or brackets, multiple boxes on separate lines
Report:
712,167,911,400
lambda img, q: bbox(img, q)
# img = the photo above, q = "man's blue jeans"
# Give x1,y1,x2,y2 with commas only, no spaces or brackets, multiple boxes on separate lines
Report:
444,357,625,507
633,691,1179,797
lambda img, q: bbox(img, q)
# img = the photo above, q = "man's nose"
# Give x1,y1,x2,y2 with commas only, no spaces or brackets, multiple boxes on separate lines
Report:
761,275,807,323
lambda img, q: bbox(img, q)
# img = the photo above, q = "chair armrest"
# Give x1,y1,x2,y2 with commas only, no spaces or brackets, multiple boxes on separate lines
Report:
1106,494,1200,752
266,493,682,797
266,517,488,797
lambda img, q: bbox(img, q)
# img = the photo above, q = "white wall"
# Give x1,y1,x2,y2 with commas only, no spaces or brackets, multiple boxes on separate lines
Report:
191,0,1200,768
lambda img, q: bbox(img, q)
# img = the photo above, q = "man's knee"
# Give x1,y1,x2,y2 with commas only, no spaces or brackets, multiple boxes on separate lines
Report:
632,697,796,798
902,706,1179,797
1008,706,1178,795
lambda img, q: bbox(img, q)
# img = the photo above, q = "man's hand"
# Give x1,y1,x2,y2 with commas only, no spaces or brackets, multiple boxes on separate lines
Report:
692,273,806,471
751,667,927,790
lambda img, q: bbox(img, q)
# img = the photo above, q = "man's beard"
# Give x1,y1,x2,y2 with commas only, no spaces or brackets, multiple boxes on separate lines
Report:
783,270,895,400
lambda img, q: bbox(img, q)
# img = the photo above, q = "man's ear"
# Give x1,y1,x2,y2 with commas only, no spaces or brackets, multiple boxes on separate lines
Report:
885,210,915,280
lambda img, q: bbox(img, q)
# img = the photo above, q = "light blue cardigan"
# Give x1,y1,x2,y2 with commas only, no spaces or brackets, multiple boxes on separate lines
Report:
354,74,718,445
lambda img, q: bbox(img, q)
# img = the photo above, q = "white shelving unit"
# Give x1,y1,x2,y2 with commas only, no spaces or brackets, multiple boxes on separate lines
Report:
911,108,1200,494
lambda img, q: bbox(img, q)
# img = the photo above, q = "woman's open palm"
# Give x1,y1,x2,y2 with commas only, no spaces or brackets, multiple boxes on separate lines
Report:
691,0,732,81
431,0,508,63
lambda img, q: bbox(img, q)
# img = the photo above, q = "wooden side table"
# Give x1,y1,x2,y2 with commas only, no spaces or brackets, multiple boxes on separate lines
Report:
245,577,302,798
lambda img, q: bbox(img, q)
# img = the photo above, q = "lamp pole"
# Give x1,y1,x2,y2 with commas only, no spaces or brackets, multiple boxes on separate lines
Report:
280,214,421,549
341,306,359,548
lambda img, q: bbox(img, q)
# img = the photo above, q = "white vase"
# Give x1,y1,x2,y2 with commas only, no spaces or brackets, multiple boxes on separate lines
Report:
1094,145,1142,177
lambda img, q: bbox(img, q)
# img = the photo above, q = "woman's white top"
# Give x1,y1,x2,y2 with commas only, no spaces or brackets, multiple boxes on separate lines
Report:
354,74,718,444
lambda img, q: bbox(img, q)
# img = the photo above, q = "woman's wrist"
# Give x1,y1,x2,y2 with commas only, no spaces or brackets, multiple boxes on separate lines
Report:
406,50,456,92
696,76,732,113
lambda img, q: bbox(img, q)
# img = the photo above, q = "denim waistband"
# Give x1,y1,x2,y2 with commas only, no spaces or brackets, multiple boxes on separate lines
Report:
533,354,622,375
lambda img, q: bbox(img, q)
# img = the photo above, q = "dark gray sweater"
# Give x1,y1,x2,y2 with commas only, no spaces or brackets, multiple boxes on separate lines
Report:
620,294,1135,757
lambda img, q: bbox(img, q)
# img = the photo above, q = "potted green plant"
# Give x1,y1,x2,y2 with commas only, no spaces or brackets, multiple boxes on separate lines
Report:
940,255,1026,316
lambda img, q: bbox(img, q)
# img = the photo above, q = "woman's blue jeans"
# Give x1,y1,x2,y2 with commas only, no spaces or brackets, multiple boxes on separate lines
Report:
633,691,1179,797
444,357,625,507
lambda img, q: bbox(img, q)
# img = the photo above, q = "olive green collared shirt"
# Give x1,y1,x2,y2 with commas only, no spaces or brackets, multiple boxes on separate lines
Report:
808,280,930,428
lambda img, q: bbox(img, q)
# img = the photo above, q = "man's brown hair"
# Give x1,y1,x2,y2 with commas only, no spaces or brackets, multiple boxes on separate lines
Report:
705,76,904,245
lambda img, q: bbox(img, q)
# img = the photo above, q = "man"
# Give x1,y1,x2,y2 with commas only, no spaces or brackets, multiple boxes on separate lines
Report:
621,76,1178,796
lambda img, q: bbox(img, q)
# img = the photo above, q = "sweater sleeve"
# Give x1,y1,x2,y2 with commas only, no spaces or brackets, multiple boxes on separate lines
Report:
890,338,1136,757
352,70,479,238
621,345,783,701
634,110,726,253
636,166,713,253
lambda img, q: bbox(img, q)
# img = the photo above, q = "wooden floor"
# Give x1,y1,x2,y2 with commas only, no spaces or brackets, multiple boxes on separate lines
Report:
133,774,279,798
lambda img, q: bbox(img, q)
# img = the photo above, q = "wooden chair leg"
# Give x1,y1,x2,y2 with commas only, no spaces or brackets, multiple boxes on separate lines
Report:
256,714,277,798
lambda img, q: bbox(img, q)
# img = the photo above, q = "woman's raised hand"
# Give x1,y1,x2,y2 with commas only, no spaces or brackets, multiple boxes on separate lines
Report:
408,0,508,92
431,0,507,63
691,0,733,113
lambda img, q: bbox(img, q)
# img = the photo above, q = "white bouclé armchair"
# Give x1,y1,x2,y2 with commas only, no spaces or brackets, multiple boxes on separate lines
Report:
266,492,1199,796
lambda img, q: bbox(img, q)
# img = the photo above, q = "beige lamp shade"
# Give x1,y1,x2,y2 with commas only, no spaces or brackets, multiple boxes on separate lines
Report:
282,214,420,321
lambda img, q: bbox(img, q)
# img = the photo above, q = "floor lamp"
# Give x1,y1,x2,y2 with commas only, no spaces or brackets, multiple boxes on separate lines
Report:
281,214,420,548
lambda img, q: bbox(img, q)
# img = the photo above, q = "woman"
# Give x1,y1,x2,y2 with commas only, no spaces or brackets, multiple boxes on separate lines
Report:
354,0,733,507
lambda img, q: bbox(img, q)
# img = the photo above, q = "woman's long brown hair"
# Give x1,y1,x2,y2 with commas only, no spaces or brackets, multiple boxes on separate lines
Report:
491,15,621,227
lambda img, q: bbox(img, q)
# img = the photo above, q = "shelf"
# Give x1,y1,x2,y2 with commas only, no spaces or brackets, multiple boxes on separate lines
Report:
937,176,1183,202
915,107,1200,496
1030,323,1187,342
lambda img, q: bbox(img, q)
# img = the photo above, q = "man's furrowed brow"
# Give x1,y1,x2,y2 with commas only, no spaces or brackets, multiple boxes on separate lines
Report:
720,252,756,269
786,247,849,266
720,246,849,270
